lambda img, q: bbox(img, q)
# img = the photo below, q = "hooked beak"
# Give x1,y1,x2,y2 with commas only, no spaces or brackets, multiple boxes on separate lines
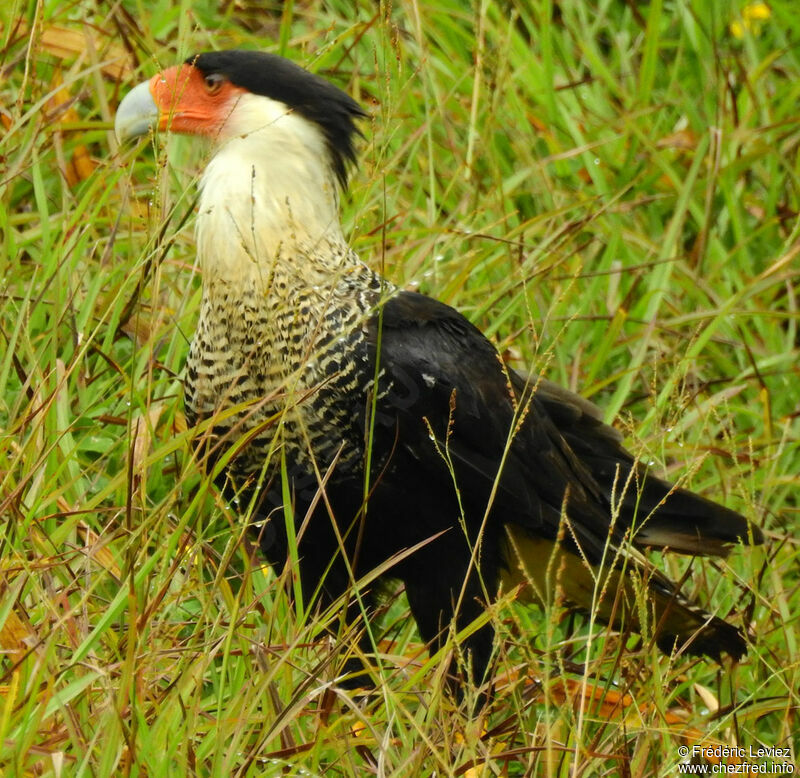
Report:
115,80,159,144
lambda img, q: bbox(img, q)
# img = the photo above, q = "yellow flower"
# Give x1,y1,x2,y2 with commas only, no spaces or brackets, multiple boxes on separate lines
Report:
730,2,771,38
730,20,745,38
743,2,771,21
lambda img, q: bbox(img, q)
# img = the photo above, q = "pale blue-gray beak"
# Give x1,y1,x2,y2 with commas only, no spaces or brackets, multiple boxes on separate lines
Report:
115,80,159,144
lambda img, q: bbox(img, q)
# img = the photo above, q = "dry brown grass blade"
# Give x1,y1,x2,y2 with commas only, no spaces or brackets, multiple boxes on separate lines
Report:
76,522,122,580
131,404,165,477
0,604,36,665
498,673,757,772
32,23,131,81
47,65,95,187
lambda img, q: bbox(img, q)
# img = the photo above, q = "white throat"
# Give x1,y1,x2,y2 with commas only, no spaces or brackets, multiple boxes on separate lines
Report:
195,93,347,289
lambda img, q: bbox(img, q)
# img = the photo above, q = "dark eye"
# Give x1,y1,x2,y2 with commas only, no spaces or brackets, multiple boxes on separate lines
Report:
203,73,225,94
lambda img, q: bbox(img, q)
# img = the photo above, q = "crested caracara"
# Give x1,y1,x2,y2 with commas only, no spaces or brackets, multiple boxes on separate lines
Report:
115,50,763,687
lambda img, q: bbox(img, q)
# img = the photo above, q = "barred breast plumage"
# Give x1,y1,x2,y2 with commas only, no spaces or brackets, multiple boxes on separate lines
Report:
185,252,392,483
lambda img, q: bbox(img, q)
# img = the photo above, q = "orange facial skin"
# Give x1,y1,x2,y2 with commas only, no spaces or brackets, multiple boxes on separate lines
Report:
148,64,246,138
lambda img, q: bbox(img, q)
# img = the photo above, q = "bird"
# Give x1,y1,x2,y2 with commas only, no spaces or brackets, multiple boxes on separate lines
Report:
115,49,763,688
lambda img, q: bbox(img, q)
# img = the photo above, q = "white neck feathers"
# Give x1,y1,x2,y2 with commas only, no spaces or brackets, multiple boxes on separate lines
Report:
195,93,348,288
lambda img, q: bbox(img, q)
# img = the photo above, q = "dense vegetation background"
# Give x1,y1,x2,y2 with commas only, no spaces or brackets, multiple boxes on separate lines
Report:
0,0,797,775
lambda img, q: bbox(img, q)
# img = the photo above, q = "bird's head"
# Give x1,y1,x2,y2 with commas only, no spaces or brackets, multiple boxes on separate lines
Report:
115,50,367,188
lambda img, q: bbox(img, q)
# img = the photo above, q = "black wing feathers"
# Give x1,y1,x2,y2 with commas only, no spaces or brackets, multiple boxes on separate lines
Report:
361,291,757,662
532,379,763,555
368,292,621,562
368,291,759,558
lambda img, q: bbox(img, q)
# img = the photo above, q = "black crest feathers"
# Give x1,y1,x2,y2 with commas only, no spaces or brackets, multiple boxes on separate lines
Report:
188,50,367,187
